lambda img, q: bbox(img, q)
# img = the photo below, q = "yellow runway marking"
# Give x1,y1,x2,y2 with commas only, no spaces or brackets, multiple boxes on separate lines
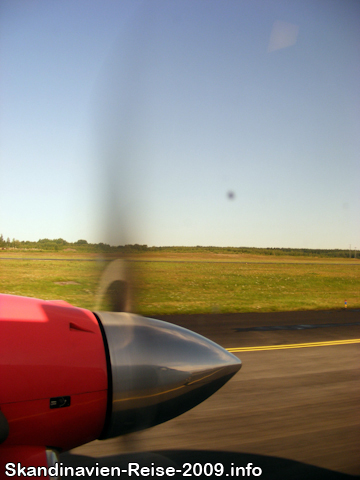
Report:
227,338,360,353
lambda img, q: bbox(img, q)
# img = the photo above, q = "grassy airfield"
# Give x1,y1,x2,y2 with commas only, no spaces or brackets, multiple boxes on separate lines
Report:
1,250,359,314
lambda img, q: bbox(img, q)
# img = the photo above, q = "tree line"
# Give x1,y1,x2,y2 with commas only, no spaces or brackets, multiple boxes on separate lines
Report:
0,235,357,258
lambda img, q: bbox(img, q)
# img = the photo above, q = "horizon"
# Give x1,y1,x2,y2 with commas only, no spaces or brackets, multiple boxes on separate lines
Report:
0,235,357,254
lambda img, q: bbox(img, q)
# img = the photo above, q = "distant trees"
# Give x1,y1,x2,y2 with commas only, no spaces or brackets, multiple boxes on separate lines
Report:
0,235,20,248
54,238,68,245
0,235,357,258
127,244,148,251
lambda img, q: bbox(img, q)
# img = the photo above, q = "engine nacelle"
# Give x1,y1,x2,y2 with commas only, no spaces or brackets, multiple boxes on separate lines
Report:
0,294,241,474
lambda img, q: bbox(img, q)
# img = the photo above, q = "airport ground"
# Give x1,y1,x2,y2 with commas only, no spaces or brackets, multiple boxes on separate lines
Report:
1,253,359,314
64,309,360,479
1,253,358,477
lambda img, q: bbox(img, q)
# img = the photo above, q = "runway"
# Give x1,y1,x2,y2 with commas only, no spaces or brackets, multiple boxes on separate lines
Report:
63,309,360,478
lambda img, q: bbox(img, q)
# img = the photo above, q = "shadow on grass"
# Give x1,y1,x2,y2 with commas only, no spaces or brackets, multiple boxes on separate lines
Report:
60,450,357,479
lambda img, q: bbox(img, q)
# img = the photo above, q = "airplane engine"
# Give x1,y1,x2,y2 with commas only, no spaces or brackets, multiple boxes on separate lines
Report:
0,294,241,474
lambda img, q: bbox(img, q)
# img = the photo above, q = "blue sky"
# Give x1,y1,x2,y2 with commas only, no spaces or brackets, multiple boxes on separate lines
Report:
1,0,359,248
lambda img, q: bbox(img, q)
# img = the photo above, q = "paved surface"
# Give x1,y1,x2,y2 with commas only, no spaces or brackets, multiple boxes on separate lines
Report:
63,310,360,478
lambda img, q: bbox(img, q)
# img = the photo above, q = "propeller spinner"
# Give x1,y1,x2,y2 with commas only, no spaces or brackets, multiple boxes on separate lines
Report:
94,259,241,438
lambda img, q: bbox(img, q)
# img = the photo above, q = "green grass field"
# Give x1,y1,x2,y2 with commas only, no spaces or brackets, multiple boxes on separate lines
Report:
0,252,359,314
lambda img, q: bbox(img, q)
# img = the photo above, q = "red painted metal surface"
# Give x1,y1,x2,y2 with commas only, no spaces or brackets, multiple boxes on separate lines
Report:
0,294,108,452
0,446,48,479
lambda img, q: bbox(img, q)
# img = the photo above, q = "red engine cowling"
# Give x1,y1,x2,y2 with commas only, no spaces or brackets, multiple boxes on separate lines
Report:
0,294,241,478
0,295,108,455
